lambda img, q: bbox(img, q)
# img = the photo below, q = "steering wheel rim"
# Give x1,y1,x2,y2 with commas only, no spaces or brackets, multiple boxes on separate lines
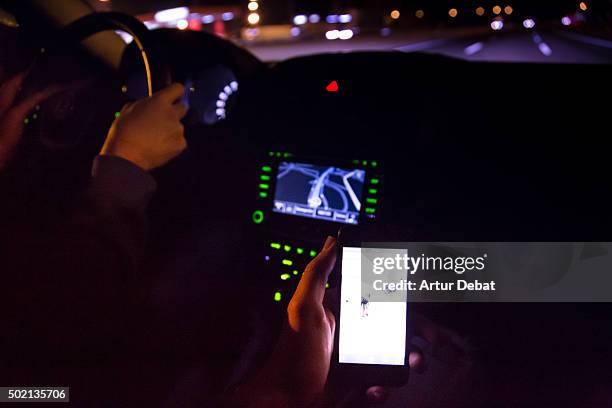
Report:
53,12,171,95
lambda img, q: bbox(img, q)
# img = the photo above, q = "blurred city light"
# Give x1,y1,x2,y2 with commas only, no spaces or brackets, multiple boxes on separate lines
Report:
448,8,458,18
176,19,188,30
290,27,301,37
538,42,552,56
326,14,339,23
415,9,425,19
155,7,189,23
492,5,502,15
339,29,354,40
293,14,307,25
248,12,260,25
390,10,400,19
380,27,391,36
491,20,504,30
523,18,536,29
339,14,352,23
325,29,340,40
464,41,484,55
222,12,234,21
579,2,588,11
248,2,258,11
561,16,572,26
504,6,513,15
475,7,485,16
309,14,320,23
144,21,160,29
243,28,260,40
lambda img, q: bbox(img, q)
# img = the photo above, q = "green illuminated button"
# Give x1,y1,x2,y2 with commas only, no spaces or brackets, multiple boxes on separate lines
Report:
270,242,281,249
370,178,380,185
260,174,271,181
259,191,268,198
309,250,317,257
352,159,360,164
371,161,378,167
280,273,291,280
362,160,368,166
252,210,264,224
274,291,282,302
114,111,121,118
296,247,304,255
283,245,291,252
368,188,377,194
366,197,378,204
282,259,293,266
365,207,376,214
293,270,299,275
283,152,292,158
259,183,270,190
326,282,330,288
276,152,282,157
262,166,272,172
268,151,275,156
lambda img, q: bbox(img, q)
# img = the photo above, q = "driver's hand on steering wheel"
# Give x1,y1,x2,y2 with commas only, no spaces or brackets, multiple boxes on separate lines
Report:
0,71,62,172
101,83,188,171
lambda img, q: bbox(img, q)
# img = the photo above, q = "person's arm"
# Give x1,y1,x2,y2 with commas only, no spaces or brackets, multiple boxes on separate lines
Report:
2,83,187,355
220,237,423,408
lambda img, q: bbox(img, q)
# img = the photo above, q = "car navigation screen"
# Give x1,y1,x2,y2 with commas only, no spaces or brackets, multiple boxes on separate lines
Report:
272,162,365,224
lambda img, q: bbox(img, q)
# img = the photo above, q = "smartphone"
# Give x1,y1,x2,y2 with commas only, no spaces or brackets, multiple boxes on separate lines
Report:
331,228,411,386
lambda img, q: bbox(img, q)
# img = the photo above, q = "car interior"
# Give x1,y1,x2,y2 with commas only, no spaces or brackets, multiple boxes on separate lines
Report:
1,1,611,406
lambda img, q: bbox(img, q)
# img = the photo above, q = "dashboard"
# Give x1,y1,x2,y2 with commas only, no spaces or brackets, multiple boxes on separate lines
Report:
246,154,383,300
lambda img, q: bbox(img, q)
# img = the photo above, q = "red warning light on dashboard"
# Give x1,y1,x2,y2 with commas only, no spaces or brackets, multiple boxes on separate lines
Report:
326,80,339,92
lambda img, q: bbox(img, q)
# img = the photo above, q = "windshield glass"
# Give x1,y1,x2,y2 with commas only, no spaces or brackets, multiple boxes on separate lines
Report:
84,1,612,63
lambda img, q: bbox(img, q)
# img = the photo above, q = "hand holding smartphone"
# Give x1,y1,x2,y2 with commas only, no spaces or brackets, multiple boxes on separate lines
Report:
331,228,411,386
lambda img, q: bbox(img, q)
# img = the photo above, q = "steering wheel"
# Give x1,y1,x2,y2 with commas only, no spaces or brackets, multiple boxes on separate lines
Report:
52,12,171,95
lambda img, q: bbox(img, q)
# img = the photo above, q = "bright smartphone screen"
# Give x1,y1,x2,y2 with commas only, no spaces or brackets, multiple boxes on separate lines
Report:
338,247,408,365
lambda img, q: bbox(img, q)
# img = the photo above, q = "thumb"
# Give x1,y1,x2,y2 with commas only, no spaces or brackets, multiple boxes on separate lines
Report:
292,236,337,307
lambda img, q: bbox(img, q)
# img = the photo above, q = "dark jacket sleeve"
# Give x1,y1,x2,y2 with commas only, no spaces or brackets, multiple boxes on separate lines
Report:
2,155,156,358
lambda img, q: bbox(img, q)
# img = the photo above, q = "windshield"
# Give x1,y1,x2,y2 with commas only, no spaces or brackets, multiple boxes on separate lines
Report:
84,0,612,63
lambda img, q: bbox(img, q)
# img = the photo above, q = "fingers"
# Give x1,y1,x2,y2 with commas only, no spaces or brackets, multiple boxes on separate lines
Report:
292,236,337,307
409,350,426,373
365,386,389,405
173,101,188,120
154,83,185,104
324,307,336,336
9,86,62,120
0,72,25,116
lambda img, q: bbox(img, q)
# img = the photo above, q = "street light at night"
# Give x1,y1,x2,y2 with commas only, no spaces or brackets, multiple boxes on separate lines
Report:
248,12,260,25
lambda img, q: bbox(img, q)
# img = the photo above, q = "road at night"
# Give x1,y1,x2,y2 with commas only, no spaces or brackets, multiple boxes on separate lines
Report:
244,29,612,64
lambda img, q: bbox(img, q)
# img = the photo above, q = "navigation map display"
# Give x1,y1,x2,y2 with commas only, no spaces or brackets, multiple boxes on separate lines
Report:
272,162,365,224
